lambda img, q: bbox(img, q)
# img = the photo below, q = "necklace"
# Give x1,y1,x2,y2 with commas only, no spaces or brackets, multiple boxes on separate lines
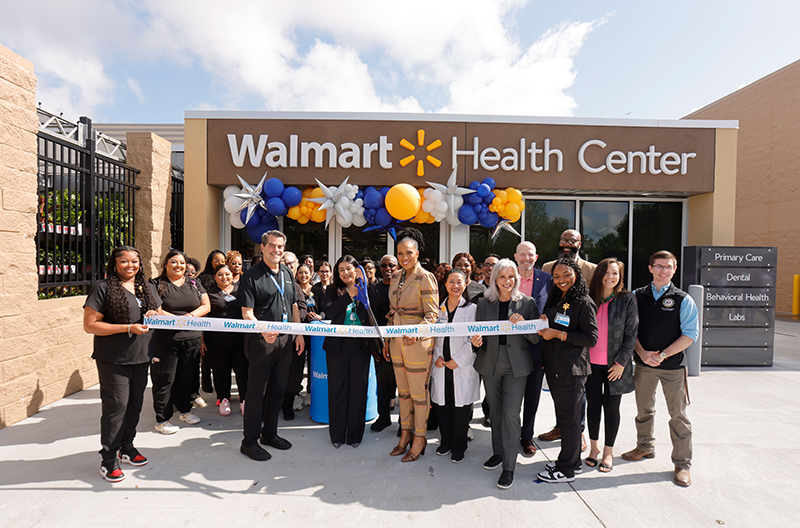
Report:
600,292,615,304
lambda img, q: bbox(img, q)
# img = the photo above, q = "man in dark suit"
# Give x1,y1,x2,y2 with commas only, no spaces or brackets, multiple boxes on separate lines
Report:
515,241,552,456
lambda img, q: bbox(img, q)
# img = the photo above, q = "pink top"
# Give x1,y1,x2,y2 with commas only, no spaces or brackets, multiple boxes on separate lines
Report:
589,301,609,366
519,275,533,296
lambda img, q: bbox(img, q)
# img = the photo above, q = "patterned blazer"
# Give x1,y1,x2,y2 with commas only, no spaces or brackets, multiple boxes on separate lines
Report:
604,291,639,395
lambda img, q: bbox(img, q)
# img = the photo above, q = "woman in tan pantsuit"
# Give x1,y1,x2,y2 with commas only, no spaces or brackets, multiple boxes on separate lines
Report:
386,228,439,462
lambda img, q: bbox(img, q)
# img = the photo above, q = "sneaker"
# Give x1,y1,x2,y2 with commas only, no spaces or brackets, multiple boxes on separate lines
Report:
219,398,232,416
119,448,148,466
191,396,207,408
451,452,465,464
538,465,575,483
155,421,179,435
301,391,311,406
179,412,201,425
293,394,304,411
466,426,474,441
497,470,514,489
240,401,245,415
483,454,503,470
545,461,582,474
436,445,451,456
100,459,125,482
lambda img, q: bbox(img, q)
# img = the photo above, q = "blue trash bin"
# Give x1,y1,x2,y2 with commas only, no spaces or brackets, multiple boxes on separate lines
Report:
309,333,378,424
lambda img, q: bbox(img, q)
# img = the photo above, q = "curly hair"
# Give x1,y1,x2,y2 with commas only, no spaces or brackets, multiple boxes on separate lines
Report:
103,246,159,324
451,252,477,276
396,227,425,252
226,250,242,266
544,255,590,311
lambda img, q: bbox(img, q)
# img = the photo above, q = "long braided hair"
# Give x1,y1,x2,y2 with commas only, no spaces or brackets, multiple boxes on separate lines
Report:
103,246,159,324
544,255,590,312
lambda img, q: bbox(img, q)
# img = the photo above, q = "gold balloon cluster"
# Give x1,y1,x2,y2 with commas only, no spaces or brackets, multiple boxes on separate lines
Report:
286,187,327,224
489,187,525,223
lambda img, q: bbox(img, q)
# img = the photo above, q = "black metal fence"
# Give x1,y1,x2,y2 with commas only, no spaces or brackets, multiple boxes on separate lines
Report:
170,165,184,251
36,116,140,299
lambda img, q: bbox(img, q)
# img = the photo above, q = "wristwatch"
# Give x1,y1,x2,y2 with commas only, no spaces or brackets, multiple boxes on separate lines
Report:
659,351,667,360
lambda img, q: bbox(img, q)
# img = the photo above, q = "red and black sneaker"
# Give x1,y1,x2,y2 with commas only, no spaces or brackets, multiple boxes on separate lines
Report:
100,460,125,482
119,448,148,467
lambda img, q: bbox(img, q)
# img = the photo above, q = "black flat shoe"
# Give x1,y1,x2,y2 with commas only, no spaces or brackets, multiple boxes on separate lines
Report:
260,435,292,450
370,418,391,432
241,442,271,461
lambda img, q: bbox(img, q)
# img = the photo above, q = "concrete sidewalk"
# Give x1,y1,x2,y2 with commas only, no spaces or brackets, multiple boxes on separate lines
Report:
1,321,799,528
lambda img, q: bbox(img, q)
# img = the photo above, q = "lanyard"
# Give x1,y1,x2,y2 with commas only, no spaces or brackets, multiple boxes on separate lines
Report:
269,270,288,320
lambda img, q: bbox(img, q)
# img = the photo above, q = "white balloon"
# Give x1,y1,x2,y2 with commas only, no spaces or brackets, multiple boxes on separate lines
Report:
223,185,241,200
352,214,367,227
224,195,245,214
422,201,434,213
430,190,444,203
355,198,363,207
229,212,246,229
340,197,351,209
446,214,461,226
453,195,464,209
347,191,356,200
435,201,448,213
423,188,433,199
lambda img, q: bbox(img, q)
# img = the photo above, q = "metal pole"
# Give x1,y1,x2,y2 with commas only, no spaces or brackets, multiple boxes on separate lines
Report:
687,284,704,377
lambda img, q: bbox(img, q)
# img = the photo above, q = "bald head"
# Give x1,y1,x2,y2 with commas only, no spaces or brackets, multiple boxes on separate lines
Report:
559,229,582,258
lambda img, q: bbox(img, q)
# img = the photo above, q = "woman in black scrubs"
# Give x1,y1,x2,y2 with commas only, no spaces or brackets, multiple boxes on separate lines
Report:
150,249,211,434
537,255,598,484
202,264,249,417
83,246,161,482
321,255,373,448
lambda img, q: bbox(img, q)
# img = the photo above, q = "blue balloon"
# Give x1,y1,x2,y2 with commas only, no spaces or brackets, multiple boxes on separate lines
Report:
469,181,480,190
477,183,491,197
241,209,258,227
473,204,481,212
479,211,498,228
246,223,263,244
468,193,483,205
364,190,384,209
482,177,496,190
355,190,364,201
281,187,302,207
458,205,478,225
265,178,285,198
483,192,495,204
380,187,390,196
266,197,287,216
262,217,279,231
365,186,377,195
375,208,392,227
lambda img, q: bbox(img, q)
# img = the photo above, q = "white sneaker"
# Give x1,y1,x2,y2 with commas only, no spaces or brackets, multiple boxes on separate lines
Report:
301,391,311,407
155,421,179,435
293,395,303,411
179,412,201,425
191,396,207,408
219,398,232,416
538,465,576,483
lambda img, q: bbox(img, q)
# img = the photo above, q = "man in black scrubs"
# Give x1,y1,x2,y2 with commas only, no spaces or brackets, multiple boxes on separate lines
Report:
239,230,305,461
368,254,398,432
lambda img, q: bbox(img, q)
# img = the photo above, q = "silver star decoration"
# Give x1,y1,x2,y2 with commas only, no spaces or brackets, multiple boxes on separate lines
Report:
427,163,475,224
310,176,350,228
233,172,268,225
491,220,522,243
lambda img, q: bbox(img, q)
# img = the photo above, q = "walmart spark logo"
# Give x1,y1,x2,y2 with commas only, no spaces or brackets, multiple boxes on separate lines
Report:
399,129,442,177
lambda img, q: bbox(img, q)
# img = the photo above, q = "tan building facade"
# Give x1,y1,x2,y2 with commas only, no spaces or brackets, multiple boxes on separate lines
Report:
686,59,800,313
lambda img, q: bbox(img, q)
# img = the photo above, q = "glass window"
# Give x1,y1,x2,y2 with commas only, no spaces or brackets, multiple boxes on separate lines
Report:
631,202,683,290
230,225,259,266
342,225,386,263
412,222,441,273
580,201,629,273
469,219,522,267
284,218,330,265
524,200,576,266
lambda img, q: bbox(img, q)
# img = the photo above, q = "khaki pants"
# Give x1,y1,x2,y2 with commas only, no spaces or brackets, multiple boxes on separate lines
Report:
633,364,692,470
391,338,433,437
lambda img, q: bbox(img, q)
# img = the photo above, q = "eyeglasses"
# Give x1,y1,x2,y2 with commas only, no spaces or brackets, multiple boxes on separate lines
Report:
652,264,675,271
560,237,580,244
380,263,397,268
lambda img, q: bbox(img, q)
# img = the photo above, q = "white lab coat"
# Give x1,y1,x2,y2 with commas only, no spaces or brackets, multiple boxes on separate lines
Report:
430,298,480,407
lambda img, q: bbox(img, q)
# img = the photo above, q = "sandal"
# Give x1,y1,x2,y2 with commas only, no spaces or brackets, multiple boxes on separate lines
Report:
585,457,598,468
599,462,613,473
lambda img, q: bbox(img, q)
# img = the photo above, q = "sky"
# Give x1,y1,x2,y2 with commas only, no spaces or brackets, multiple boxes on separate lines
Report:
1,0,799,124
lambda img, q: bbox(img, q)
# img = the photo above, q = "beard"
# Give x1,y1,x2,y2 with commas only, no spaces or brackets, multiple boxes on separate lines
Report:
559,245,579,259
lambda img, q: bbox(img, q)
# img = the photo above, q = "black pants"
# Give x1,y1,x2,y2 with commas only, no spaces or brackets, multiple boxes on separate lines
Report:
326,349,371,445
200,354,213,393
283,336,308,412
547,370,586,477
205,336,249,402
521,360,544,442
434,402,471,457
555,381,587,432
96,360,149,462
242,334,292,445
375,354,396,422
151,336,201,423
586,364,623,446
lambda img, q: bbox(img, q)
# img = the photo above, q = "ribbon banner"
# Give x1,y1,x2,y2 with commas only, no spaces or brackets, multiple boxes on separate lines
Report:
142,315,548,338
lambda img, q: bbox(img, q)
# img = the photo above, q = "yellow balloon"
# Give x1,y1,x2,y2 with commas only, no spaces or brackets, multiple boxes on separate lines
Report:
426,215,436,224
492,197,501,206
415,210,431,223
287,206,301,220
300,205,308,215
507,188,522,202
311,187,324,198
505,202,520,217
302,187,313,198
518,201,525,211
297,215,309,224
385,183,421,221
311,208,327,223
508,212,521,223
495,190,508,203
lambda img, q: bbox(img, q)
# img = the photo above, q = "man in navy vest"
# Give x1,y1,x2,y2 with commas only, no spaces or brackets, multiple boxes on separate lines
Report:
622,250,698,487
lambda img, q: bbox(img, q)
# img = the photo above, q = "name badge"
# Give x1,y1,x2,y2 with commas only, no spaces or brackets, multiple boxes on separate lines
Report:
224,294,236,302
554,313,570,327
282,312,289,323
306,296,315,307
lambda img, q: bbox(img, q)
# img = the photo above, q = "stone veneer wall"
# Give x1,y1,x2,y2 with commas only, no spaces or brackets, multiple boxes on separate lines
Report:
0,44,172,429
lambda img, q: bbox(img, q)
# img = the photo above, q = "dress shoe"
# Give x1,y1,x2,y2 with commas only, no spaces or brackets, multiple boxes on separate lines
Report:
349,442,360,449
497,470,514,489
621,447,655,461
370,417,392,432
332,443,342,449
260,435,292,450
283,408,295,421
391,430,413,456
581,434,587,452
520,439,537,457
538,426,561,441
241,442,271,461
401,437,427,462
674,467,691,487
482,417,491,428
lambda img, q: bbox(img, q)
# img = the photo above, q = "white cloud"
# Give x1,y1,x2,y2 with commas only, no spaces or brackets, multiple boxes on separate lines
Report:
0,0,600,119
